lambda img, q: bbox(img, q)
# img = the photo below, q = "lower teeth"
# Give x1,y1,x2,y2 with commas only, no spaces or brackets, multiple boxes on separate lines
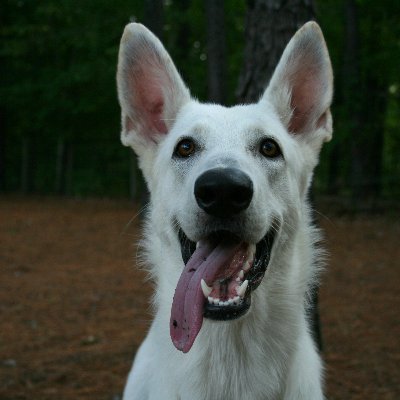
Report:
207,296,241,306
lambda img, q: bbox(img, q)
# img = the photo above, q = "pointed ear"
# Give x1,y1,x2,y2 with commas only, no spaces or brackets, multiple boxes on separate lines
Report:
262,22,333,142
117,23,190,150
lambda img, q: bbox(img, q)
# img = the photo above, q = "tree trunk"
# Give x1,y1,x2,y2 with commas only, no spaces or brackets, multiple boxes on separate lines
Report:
169,0,191,84
236,0,322,351
360,77,386,200
65,143,74,196
344,0,363,203
0,108,5,191
55,136,68,195
144,0,164,40
21,137,35,194
344,0,386,206
205,0,227,104
236,0,315,104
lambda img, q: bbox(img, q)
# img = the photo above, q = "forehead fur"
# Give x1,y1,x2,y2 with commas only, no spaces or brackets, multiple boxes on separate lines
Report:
159,101,301,162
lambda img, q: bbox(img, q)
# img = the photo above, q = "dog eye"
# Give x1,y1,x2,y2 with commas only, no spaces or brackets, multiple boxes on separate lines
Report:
175,139,196,158
260,139,281,158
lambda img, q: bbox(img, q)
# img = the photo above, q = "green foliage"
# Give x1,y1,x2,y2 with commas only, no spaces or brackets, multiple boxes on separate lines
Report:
164,0,245,103
1,0,399,199
1,0,140,196
315,0,400,199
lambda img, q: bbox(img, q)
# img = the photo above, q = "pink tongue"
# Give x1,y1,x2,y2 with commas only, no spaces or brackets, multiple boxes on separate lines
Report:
170,239,241,353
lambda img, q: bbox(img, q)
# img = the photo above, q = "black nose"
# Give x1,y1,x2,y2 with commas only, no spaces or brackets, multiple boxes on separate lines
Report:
194,168,253,217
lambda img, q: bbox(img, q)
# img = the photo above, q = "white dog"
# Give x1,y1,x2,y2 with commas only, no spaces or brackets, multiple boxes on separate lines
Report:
117,21,333,400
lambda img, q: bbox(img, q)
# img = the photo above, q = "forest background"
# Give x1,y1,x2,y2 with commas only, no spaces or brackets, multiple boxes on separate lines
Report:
1,0,399,208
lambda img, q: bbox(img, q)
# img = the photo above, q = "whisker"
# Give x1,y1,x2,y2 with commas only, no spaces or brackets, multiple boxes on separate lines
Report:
313,209,335,226
120,203,150,236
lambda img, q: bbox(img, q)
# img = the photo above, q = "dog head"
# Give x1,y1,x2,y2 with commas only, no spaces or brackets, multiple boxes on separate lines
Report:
117,22,333,353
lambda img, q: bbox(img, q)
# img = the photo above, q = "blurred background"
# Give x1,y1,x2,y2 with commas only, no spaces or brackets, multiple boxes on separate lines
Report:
1,0,399,207
1,1,399,400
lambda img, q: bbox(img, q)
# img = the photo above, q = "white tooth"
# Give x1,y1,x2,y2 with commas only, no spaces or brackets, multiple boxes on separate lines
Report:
242,245,256,270
224,301,230,306
213,298,220,305
233,296,240,304
201,279,212,297
219,301,225,306
228,299,234,305
208,296,213,303
248,244,256,258
196,239,207,249
243,261,251,272
239,270,244,279
237,280,249,298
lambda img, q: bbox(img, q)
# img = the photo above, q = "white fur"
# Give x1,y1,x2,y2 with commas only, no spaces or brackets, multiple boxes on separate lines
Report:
117,21,333,400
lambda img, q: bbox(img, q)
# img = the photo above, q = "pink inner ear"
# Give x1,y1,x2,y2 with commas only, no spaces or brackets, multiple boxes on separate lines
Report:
128,64,168,137
288,67,321,133
137,78,168,134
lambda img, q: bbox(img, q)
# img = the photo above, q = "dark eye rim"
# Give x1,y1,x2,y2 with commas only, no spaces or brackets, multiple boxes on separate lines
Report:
174,138,196,158
259,138,282,159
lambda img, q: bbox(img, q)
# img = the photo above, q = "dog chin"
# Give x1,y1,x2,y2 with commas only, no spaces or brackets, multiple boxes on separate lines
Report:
177,225,277,321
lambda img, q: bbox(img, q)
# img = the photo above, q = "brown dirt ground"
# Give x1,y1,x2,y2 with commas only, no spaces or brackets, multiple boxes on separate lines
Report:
0,197,399,400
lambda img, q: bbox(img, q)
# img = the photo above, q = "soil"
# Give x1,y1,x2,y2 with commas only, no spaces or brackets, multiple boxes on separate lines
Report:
0,197,399,400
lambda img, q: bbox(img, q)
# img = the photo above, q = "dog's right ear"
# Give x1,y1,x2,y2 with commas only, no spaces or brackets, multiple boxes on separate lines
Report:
261,22,333,145
117,23,190,153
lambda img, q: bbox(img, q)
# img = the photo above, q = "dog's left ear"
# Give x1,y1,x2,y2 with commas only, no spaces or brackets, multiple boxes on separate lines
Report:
117,23,190,153
261,22,333,144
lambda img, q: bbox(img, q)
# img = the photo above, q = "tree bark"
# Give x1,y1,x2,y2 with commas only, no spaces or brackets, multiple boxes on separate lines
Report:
21,137,35,194
0,108,5,191
344,0,363,203
143,0,164,40
344,0,386,205
55,137,67,195
236,0,315,104
205,0,227,104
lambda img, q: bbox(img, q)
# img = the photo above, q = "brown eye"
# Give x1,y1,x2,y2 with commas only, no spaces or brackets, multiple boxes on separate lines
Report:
260,139,281,158
175,138,196,158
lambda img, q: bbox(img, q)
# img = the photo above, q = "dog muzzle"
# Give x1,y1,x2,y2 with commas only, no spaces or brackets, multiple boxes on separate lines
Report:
170,228,275,353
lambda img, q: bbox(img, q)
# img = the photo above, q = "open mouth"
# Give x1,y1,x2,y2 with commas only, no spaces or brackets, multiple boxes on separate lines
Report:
170,226,276,353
